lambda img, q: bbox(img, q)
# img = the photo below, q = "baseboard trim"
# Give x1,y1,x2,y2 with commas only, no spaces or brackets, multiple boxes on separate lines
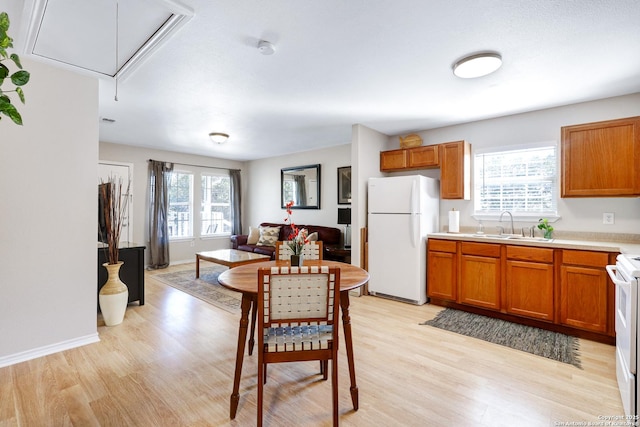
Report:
0,333,100,368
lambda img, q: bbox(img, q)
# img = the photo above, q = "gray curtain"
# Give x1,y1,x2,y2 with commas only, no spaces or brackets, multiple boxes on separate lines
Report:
148,160,174,269
294,175,306,206
230,169,242,235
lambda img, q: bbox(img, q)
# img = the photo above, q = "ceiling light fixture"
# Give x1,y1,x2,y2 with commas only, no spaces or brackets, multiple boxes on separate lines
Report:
453,52,502,78
209,132,229,144
257,40,276,55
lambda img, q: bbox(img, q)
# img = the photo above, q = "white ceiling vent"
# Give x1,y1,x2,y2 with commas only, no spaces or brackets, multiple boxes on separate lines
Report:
23,0,193,81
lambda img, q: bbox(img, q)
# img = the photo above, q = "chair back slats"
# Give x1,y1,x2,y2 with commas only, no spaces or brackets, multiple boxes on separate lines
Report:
268,274,331,320
259,266,338,354
275,241,324,260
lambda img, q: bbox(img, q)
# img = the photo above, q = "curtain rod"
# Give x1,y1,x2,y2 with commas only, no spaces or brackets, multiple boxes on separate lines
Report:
148,159,240,172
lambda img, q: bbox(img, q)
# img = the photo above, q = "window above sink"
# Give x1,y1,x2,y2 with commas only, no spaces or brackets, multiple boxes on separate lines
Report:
473,142,559,220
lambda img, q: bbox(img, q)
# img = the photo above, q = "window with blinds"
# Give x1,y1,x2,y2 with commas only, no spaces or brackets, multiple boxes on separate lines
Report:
168,171,194,239
474,144,558,217
201,173,231,236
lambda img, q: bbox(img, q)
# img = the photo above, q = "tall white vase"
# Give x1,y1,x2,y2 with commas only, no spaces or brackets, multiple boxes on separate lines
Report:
99,261,129,326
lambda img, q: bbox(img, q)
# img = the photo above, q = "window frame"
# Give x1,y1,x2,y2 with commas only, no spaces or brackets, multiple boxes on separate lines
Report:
167,169,194,240
472,141,560,222
200,172,232,237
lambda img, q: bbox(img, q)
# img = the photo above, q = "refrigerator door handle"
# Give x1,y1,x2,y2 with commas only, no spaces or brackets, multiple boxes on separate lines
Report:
410,180,418,248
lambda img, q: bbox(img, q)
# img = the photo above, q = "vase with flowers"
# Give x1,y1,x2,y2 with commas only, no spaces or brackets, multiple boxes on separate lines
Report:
98,176,131,326
284,200,309,266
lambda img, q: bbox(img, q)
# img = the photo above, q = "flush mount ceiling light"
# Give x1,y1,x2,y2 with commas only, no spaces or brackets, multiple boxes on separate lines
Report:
209,132,229,144
257,40,276,55
453,52,502,78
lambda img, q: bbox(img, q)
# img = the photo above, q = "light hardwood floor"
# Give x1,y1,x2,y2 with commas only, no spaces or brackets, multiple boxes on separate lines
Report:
1,263,624,426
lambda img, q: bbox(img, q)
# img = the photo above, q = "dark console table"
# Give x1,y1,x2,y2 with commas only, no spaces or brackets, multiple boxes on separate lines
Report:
324,245,351,264
98,242,146,305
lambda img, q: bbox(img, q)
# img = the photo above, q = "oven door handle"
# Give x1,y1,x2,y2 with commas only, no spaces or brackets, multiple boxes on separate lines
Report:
606,265,629,286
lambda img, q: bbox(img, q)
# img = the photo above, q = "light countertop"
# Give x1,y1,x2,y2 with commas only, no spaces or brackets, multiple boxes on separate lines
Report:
428,232,640,255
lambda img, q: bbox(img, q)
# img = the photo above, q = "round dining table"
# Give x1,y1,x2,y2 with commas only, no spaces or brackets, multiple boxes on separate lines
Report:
218,259,370,420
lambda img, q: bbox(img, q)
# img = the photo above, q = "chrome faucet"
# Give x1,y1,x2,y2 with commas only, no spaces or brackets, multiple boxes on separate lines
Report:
499,211,514,235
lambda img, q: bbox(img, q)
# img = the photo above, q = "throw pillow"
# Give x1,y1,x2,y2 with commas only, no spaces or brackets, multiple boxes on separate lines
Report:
247,226,260,245
257,226,281,247
307,232,319,241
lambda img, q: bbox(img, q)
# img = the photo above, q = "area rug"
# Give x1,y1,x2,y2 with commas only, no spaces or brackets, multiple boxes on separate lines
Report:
421,308,581,368
154,266,241,314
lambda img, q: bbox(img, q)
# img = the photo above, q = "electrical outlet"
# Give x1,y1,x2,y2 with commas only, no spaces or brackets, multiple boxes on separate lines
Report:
190,240,195,247
603,212,615,225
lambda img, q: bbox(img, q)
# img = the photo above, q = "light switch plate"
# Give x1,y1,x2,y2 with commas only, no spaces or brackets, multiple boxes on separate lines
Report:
603,212,615,224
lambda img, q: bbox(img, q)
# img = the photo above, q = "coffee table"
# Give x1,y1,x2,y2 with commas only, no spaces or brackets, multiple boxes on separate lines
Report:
195,249,270,278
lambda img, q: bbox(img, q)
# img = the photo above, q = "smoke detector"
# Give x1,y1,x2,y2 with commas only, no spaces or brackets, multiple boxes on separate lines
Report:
257,40,275,55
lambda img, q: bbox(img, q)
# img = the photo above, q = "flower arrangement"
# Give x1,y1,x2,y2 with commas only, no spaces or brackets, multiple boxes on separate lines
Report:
537,218,554,239
284,200,309,255
99,177,131,264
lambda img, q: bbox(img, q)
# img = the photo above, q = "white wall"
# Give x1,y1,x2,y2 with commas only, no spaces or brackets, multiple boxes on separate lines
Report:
0,58,100,365
351,124,388,266
99,142,246,264
377,93,640,235
245,144,351,243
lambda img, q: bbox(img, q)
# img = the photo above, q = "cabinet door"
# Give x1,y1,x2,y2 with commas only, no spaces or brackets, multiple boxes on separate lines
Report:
98,246,145,305
506,260,554,321
439,141,470,200
459,254,500,310
560,265,608,333
380,149,407,171
561,116,640,197
427,250,457,301
408,145,439,168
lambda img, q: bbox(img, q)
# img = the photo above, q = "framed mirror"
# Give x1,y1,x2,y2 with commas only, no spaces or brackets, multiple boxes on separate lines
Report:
281,164,321,209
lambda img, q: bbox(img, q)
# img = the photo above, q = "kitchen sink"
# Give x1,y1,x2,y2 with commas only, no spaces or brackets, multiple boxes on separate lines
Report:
469,233,553,242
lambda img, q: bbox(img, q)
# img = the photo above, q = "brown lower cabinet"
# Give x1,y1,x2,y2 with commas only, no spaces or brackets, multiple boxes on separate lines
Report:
560,250,611,334
426,238,616,342
426,239,457,301
505,245,554,321
459,242,501,310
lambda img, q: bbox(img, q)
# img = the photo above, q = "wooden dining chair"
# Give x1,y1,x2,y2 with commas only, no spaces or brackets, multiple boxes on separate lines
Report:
275,240,324,260
274,240,327,377
257,265,340,427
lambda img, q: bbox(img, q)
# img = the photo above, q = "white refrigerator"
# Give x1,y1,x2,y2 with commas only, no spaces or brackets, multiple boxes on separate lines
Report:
367,175,440,304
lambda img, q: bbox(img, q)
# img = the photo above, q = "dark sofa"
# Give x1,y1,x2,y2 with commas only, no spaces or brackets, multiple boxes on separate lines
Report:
230,222,342,259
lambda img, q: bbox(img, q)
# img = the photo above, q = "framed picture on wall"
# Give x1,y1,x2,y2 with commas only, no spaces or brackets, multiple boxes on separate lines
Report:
337,166,351,204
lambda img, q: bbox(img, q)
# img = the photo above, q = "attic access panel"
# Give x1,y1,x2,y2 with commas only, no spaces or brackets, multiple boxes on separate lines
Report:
28,0,192,79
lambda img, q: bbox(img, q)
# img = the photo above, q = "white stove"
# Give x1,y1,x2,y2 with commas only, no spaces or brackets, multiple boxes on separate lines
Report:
607,254,640,417
618,254,640,278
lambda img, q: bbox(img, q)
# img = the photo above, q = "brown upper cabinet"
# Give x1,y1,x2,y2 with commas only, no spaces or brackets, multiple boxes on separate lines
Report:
380,140,470,199
408,145,439,168
379,148,407,171
439,141,470,200
561,116,640,197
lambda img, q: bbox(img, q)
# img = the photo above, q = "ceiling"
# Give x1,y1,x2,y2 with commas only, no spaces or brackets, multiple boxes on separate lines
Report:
9,0,640,161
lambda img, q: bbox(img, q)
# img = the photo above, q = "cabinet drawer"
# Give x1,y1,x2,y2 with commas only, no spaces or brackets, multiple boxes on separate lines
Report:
428,239,457,253
562,250,609,268
461,242,500,257
506,245,554,263
408,145,439,168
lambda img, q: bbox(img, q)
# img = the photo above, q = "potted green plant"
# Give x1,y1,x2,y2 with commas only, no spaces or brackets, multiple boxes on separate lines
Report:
99,177,131,326
0,11,30,125
537,218,554,240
